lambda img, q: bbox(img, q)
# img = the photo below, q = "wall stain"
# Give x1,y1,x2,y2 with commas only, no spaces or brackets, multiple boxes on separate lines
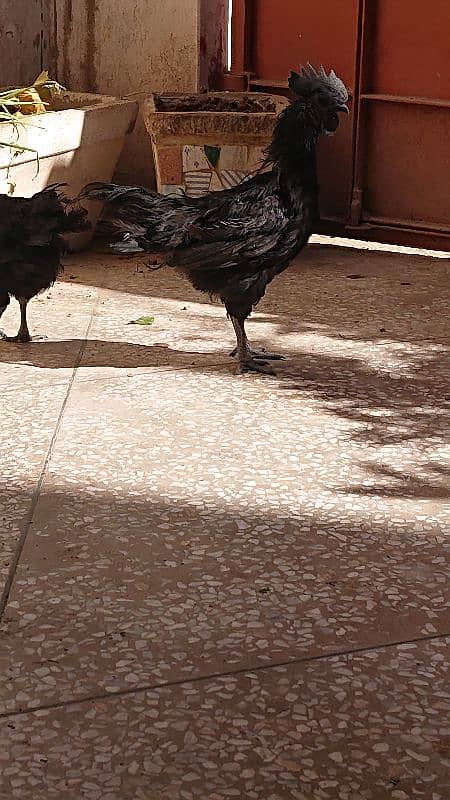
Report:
62,0,72,86
85,0,97,92
59,0,96,90
52,0,59,77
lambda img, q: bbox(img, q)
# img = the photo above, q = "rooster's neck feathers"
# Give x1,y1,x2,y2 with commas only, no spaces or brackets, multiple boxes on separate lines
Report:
265,102,318,187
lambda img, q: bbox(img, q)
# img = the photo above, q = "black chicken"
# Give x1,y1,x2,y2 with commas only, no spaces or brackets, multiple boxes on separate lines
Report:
0,186,89,342
81,65,349,374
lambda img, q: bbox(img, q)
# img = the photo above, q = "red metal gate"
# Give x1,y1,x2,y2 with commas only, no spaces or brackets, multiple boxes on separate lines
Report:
224,0,450,250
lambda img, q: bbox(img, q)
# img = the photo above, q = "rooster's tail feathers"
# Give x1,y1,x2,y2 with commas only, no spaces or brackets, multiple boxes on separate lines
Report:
78,182,155,203
29,186,91,236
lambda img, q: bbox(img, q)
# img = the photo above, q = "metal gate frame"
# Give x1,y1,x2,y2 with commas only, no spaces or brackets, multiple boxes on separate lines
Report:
222,0,450,250
350,0,450,246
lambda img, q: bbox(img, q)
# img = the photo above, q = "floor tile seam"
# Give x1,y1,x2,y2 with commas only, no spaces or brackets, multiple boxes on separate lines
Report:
0,358,229,393
1,631,448,721
82,362,230,383
0,361,232,396
0,294,101,620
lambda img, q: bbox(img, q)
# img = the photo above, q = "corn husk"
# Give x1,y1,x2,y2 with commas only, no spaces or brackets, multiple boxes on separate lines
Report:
14,87,46,115
1,71,65,116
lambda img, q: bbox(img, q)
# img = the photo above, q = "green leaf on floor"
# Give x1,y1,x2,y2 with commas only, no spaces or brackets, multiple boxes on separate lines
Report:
128,315,155,326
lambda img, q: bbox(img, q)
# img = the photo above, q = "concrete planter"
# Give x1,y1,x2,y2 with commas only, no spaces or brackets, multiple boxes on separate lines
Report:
142,92,288,197
0,92,138,249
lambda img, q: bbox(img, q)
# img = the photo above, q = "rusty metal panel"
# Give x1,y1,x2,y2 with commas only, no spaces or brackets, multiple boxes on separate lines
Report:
368,1,450,100
247,0,360,220
363,103,450,228
200,0,228,89
251,0,359,86
315,125,355,220
352,0,450,246
230,0,449,247
0,0,45,86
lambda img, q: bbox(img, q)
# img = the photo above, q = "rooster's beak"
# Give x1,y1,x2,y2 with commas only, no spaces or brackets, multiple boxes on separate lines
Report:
337,104,350,114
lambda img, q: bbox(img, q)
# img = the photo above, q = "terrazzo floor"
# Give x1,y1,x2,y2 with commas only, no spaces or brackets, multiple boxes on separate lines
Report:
0,240,449,799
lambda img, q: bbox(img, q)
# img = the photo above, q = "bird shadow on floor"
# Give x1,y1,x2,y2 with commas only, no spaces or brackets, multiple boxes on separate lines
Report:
0,338,229,372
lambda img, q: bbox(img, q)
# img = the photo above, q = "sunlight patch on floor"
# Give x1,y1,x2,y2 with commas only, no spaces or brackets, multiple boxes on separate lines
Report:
311,234,450,260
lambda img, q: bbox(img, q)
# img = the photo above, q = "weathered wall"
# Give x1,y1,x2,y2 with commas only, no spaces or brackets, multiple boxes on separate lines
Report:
2,0,228,185
0,0,52,86
52,0,203,185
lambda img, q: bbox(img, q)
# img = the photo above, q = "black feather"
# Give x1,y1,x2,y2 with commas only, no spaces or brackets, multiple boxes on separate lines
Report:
0,186,90,338
81,66,348,325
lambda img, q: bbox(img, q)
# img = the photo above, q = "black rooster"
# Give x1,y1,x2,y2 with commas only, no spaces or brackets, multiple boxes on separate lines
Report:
81,65,349,373
0,186,89,342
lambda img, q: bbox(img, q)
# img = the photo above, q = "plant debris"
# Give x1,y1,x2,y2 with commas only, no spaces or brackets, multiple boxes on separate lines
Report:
1,71,64,120
154,94,277,114
128,316,155,326
1,72,65,190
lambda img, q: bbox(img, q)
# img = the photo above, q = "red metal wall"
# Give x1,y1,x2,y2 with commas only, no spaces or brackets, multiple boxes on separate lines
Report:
227,0,450,249
353,0,450,243
250,0,359,222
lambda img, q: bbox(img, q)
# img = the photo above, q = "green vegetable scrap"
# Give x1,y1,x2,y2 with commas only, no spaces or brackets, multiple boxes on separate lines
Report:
128,316,155,326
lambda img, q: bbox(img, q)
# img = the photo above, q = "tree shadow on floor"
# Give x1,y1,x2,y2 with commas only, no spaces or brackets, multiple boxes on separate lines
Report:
0,481,447,795
0,333,448,474
335,462,450,500
1,243,448,502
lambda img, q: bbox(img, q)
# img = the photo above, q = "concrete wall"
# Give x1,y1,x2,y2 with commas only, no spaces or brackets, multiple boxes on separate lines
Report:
0,1,44,86
52,0,211,186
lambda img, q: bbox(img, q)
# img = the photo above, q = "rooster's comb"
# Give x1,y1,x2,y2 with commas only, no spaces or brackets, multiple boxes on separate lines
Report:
288,63,348,105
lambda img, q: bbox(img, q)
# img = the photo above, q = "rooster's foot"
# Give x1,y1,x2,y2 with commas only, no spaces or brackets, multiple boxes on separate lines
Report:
235,357,276,376
229,346,285,361
1,331,47,343
0,330,31,343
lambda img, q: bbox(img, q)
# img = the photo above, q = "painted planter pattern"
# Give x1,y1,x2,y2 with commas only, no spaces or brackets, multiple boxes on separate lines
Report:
143,92,288,199
157,143,267,198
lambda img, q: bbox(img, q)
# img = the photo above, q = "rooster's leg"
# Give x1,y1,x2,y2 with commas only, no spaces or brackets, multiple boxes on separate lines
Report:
0,294,10,340
230,316,276,375
1,298,32,343
228,317,285,362
17,299,32,342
